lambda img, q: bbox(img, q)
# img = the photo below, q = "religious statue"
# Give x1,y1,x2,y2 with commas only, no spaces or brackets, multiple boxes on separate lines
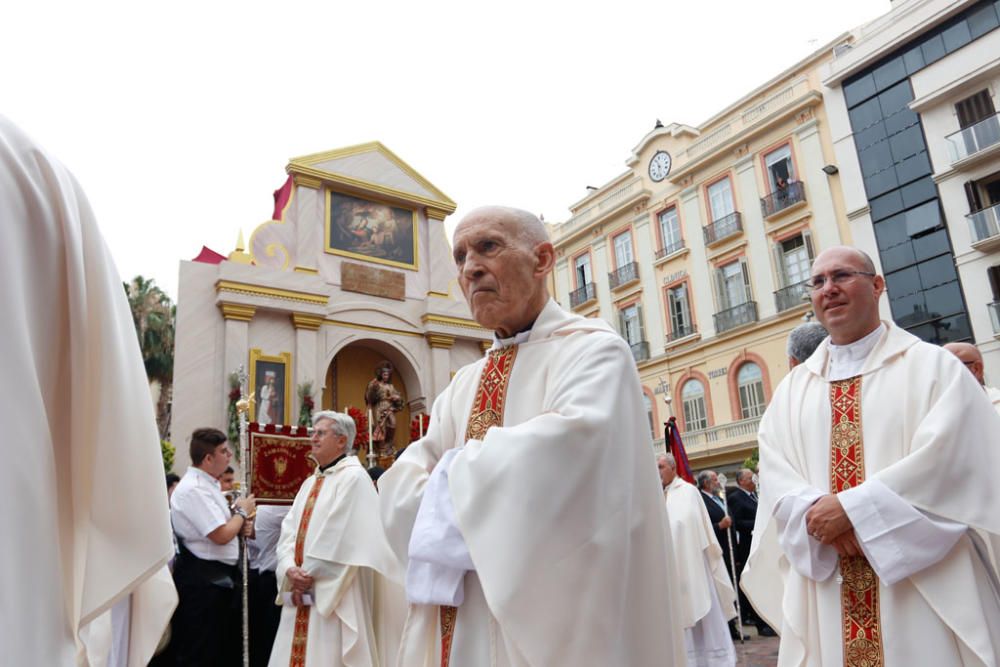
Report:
365,361,404,460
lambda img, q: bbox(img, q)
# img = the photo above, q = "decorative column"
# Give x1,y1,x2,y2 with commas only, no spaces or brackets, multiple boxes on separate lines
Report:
291,312,324,424
219,302,256,425
426,333,456,399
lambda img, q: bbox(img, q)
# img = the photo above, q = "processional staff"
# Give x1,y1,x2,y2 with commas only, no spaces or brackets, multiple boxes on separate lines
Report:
235,365,253,667
716,472,744,644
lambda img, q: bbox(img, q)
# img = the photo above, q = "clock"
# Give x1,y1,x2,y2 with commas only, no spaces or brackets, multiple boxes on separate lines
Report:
648,151,672,182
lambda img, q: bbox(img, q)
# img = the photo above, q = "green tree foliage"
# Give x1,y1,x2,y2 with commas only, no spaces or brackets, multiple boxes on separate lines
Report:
743,448,759,472
124,276,175,438
161,439,175,473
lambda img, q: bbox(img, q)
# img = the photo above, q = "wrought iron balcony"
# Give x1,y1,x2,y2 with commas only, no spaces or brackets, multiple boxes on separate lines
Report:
609,261,640,289
629,340,650,363
774,281,810,312
948,112,1000,163
666,324,697,342
655,240,686,260
703,212,743,245
713,300,758,333
569,282,597,308
968,202,1000,246
760,180,806,218
990,301,1000,335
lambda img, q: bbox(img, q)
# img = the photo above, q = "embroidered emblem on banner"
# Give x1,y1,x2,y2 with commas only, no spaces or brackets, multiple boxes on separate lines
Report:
289,474,326,667
830,377,884,667
440,345,519,667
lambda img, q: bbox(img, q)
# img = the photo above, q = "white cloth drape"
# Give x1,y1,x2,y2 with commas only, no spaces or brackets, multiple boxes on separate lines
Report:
0,116,176,666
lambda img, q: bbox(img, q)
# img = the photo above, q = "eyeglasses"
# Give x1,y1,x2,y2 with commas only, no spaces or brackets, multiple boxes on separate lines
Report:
807,270,876,292
313,428,335,438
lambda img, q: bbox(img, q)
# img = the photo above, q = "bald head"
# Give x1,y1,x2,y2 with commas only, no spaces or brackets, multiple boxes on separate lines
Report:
809,245,885,344
452,205,555,338
456,206,550,248
944,342,985,385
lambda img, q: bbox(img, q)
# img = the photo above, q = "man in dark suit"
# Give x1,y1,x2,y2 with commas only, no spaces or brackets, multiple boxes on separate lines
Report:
727,468,776,637
696,469,746,641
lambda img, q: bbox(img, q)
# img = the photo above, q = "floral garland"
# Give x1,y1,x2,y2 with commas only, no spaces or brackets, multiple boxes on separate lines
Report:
226,372,240,453
410,414,431,442
346,406,370,452
297,381,315,427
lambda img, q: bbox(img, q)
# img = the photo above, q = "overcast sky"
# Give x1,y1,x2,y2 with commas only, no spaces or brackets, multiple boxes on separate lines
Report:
4,0,888,299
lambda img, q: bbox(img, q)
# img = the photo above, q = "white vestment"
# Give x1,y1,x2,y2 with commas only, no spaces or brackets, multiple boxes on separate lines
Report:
0,116,176,666
743,321,1000,666
379,299,685,667
270,456,400,667
663,476,736,667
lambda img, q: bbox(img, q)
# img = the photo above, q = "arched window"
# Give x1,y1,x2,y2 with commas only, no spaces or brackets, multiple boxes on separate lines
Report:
737,362,766,419
681,379,708,431
643,392,655,439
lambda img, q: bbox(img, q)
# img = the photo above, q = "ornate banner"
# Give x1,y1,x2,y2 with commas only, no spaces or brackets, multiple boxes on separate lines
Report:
249,423,315,503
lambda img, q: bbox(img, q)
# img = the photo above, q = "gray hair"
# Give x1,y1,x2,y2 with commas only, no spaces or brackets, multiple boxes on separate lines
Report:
657,453,676,469
696,470,714,490
312,410,357,451
736,468,754,484
787,322,829,363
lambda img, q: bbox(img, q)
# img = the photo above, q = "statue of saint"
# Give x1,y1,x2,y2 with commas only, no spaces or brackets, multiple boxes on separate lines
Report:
365,361,404,458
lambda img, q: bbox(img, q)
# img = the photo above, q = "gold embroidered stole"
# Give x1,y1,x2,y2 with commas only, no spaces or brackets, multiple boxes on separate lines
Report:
289,473,327,667
830,377,884,667
440,345,518,667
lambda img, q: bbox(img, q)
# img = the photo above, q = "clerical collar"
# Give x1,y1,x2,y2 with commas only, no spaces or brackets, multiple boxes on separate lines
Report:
318,453,346,474
827,323,884,381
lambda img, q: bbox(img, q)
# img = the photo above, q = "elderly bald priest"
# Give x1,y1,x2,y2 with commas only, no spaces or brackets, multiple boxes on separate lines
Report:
378,206,684,666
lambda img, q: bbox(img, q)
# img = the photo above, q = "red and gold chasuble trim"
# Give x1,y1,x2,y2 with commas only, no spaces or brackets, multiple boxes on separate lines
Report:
830,378,884,667
440,346,518,667
289,473,326,667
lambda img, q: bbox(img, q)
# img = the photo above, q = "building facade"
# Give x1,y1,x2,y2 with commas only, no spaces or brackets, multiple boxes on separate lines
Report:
172,143,489,470
549,39,853,471
823,0,1000,381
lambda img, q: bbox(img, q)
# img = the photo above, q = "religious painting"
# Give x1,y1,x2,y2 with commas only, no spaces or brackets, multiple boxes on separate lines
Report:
249,349,292,426
325,190,418,270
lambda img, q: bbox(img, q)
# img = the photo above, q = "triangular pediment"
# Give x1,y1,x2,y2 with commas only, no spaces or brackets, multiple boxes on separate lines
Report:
287,142,456,215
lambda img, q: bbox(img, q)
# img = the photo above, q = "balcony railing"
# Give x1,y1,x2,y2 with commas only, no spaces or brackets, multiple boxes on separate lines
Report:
681,416,762,455
629,340,650,363
990,301,1000,335
569,282,597,308
703,211,743,245
968,202,1000,245
760,180,806,218
775,281,810,312
948,112,1000,163
666,324,697,342
609,261,640,289
655,240,686,260
713,300,758,333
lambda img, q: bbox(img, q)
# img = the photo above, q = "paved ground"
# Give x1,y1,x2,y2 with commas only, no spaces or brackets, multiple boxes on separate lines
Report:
735,625,779,666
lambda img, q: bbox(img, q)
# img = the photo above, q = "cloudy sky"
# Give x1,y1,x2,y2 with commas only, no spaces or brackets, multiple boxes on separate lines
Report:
5,0,888,298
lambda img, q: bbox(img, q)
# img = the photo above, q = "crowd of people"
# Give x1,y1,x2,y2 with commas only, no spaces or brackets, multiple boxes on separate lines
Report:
7,115,1000,666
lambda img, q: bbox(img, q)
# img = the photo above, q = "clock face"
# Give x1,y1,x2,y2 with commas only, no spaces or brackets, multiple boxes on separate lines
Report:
649,151,672,182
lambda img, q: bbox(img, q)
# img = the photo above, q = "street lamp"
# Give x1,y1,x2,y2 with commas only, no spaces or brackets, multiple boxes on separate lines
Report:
656,376,673,418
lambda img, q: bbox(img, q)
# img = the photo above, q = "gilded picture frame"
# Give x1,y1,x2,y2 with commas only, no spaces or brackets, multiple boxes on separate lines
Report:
324,190,418,270
249,349,293,426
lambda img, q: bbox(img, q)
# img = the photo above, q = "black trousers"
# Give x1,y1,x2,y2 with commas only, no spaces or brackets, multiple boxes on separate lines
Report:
170,549,241,667
248,569,282,667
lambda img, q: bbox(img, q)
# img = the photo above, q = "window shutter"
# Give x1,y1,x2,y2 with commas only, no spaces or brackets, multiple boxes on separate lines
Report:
637,303,646,342
772,241,788,288
740,257,753,303
713,267,727,310
803,230,815,261
617,308,626,337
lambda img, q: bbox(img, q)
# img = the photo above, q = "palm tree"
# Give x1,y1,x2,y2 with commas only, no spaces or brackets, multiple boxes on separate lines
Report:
124,276,175,439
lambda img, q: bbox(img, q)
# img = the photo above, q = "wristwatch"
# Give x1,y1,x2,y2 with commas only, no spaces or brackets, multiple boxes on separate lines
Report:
234,507,248,519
